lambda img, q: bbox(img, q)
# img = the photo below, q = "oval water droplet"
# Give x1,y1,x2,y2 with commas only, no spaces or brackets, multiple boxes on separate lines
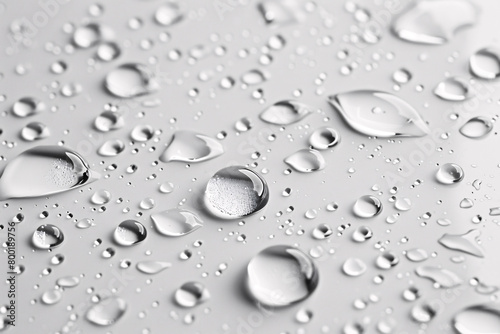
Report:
76,218,94,229
32,224,64,249
131,124,154,142
246,245,319,307
470,47,500,80
241,69,268,86
453,304,500,334
98,139,125,156
96,42,121,62
21,122,50,141
204,166,269,219
259,100,313,125
159,130,224,163
151,208,203,237
312,224,333,240
295,308,313,324
436,163,464,184
328,90,430,137
57,276,80,288
352,226,373,242
155,3,184,26
342,258,367,277
284,149,325,172
459,116,493,139
94,111,124,132
114,220,147,246
406,248,428,262
105,63,160,98
375,252,399,269
174,282,210,308
86,297,127,326
353,195,382,218
411,302,438,323
392,68,412,84
91,190,111,205
73,23,112,48
12,97,45,117
434,77,473,101
136,261,171,274
309,127,340,150
41,289,62,305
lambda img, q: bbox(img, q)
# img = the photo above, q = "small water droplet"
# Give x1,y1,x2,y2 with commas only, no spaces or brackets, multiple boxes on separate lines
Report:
114,220,147,246
295,308,313,324
436,163,464,184
284,149,325,172
342,258,367,277
12,97,45,117
375,252,399,269
86,297,127,326
312,224,333,239
260,100,312,125
470,47,500,80
174,282,210,308
91,190,111,205
434,77,473,101
41,289,62,305
73,23,112,48
155,3,183,26
98,139,125,156
406,248,428,262
309,127,340,150
96,42,121,62
94,111,124,132
105,63,160,98
21,122,50,141
353,195,382,218
460,198,474,208
411,302,438,323
241,69,269,86
136,261,171,275
131,125,154,142
392,68,412,84
151,208,203,237
57,276,80,288
160,130,224,163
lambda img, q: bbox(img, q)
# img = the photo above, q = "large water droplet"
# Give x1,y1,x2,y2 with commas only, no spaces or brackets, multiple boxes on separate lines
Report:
246,245,319,307
105,63,160,98
174,282,210,308
204,166,269,219
453,304,500,334
32,224,64,249
328,90,430,137
353,195,382,218
151,208,203,236
259,100,312,125
415,265,463,288
159,130,224,163
438,229,484,257
342,258,367,277
284,149,325,172
436,163,464,184
114,220,147,246
136,261,171,274
434,77,473,101
459,116,493,139
0,146,98,200
309,127,340,150
392,0,478,45
155,3,183,26
86,297,127,326
12,97,45,117
470,47,500,80
21,122,50,141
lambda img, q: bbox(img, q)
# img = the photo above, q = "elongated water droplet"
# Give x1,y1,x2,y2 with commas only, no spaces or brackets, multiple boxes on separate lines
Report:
12,97,45,117
328,90,430,137
57,276,80,288
41,289,62,305
98,139,125,156
411,302,438,323
406,248,428,262
76,218,94,229
241,69,269,85
86,297,127,326
105,63,160,98
438,229,484,257
246,245,319,307
32,224,64,249
284,149,325,172
392,68,412,84
136,261,171,274
260,100,312,125
94,111,124,132
415,265,463,288
375,252,399,269
436,163,464,184
309,127,340,150
204,166,269,219
151,208,203,236
453,304,500,334
114,220,147,246
0,146,99,200
392,0,478,45
434,77,473,101
159,130,224,163
459,116,493,139
155,3,183,26
342,258,367,277
21,122,50,141
174,282,210,308
353,195,382,218
470,47,500,80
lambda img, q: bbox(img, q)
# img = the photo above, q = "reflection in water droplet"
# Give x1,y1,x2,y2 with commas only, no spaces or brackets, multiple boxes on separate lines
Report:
312,224,333,240
453,304,500,334
94,111,124,132
434,77,473,101
342,258,367,277
136,261,171,274
159,130,224,163
406,248,428,262
12,97,45,117
436,163,464,184
32,224,64,249
205,166,269,219
91,190,111,205
86,297,127,326
105,63,160,98
260,100,312,125
246,245,319,307
392,0,478,45
174,282,210,308
352,226,373,242
459,116,493,139
438,229,484,257
353,195,382,218
284,149,325,172
155,3,183,26
411,302,437,323
114,220,147,246
415,265,463,288
241,69,269,85
21,122,50,141
470,47,500,80
151,208,203,237
41,289,62,305
329,90,430,137
98,139,125,156
309,127,340,150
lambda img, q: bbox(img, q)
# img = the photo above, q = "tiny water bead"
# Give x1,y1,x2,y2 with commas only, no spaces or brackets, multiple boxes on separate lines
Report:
174,282,210,308
114,220,147,246
436,163,464,184
470,47,500,79
353,195,382,218
32,224,64,249
204,166,269,219
309,127,340,150
86,297,127,326
246,245,319,307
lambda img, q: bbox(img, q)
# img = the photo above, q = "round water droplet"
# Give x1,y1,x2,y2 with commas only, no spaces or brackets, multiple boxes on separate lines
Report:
21,122,50,141
96,42,121,62
94,111,124,132
205,166,269,219
235,117,252,132
453,304,500,334
159,182,174,193
114,220,147,246
105,63,160,98
395,197,412,211
411,302,437,323
12,97,45,117
174,282,210,308
459,116,493,139
470,47,500,80
375,252,399,269
41,289,62,305
436,163,464,184
86,297,127,326
139,197,155,210
392,68,412,84
312,224,333,239
342,257,367,276
246,245,319,307
32,224,64,249
131,124,154,142
352,226,373,242
50,60,67,74
309,127,340,150
434,77,472,101
353,195,382,218
73,23,112,48
155,3,183,26
91,190,111,205
98,139,125,156
295,308,313,324
284,149,325,172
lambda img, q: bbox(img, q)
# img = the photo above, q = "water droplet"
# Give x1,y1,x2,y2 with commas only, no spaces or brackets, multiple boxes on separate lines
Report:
415,265,463,288
459,116,493,139
174,282,210,308
105,63,160,98
246,245,319,307
436,163,464,184
91,190,111,205
57,276,80,288
411,302,437,323
268,34,286,50
159,130,224,163
392,0,478,45
437,218,452,226
32,224,64,249
102,247,116,259
159,182,174,194
96,42,121,62
342,258,367,277
403,286,420,301
86,297,127,326
131,125,154,142
329,90,429,137
453,304,500,333
73,23,112,48
406,248,428,262
352,226,373,242
470,47,500,80
139,197,155,210
489,207,500,216
12,97,45,117
295,308,313,324
438,229,484,257
241,69,269,86
136,261,171,274
155,3,183,26
114,220,147,246
98,139,125,156
235,117,252,132
353,195,382,218
21,122,50,141
395,197,412,211
259,100,312,125
151,208,203,237
309,127,340,150
434,77,473,101
312,224,333,239
375,252,399,269
392,68,412,84
204,166,269,219
257,0,307,26
94,111,124,132
41,289,62,305
284,149,325,172
76,218,94,229
343,322,365,334
460,198,474,208
50,60,67,75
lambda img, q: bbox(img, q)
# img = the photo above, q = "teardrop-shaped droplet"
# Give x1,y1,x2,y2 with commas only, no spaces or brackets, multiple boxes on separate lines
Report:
415,265,463,288
21,122,50,141
136,261,171,274
309,127,340,150
406,248,428,262
241,69,269,86
342,257,367,277
86,297,127,326
438,229,484,257
0,146,99,200
41,289,62,305
159,130,224,163
12,97,46,117
434,77,473,101
96,42,121,62
105,63,160,98
328,90,430,137
459,116,493,139
151,208,203,236
246,245,319,307
94,111,124,132
470,47,500,80
284,149,325,172
155,3,183,26
32,224,64,249
257,0,307,26
353,195,382,218
131,124,154,142
57,276,80,288
453,304,500,334
98,139,125,157
174,282,210,308
392,0,478,45
259,100,312,125
114,220,147,246
204,166,269,219
436,163,464,184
